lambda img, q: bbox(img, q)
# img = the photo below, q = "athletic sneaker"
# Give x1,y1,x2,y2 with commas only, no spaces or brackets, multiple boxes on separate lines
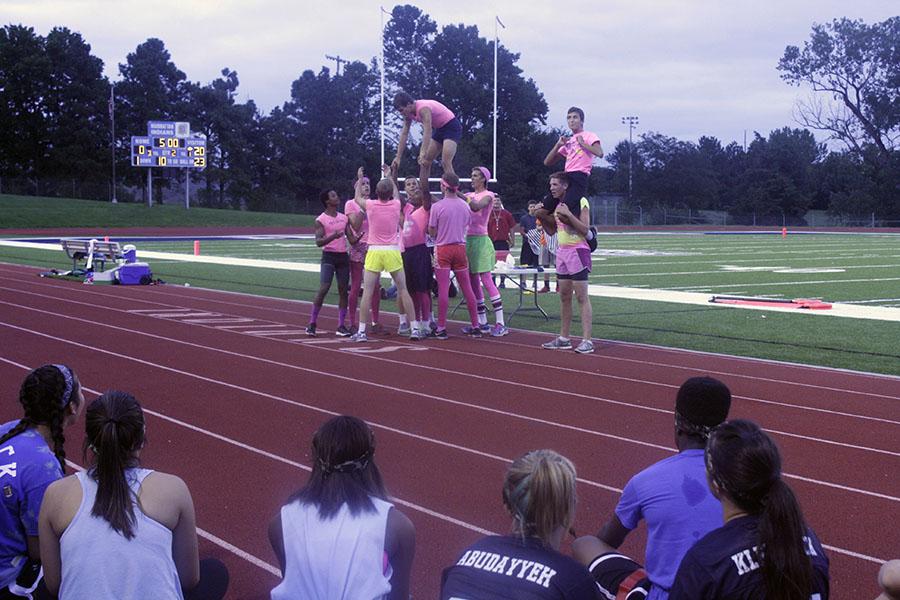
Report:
461,325,483,337
409,329,421,341
491,323,510,337
478,323,491,333
433,328,449,340
369,322,384,335
542,337,573,350
397,324,412,336
335,325,351,337
574,340,595,354
305,324,317,337
349,331,369,343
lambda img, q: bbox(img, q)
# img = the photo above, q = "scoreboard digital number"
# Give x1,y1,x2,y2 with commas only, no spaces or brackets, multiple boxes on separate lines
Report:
130,136,207,169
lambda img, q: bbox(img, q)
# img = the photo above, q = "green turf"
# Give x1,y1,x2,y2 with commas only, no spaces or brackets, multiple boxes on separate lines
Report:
0,194,314,229
2,240,898,376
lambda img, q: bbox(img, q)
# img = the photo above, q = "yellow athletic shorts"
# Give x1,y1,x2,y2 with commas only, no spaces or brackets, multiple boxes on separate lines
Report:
364,249,403,273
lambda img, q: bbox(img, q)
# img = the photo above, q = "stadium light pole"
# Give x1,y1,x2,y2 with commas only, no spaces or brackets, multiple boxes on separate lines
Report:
493,16,505,182
621,116,639,203
109,83,117,203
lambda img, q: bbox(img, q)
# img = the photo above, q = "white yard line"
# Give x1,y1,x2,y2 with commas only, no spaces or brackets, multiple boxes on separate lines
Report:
4,239,899,322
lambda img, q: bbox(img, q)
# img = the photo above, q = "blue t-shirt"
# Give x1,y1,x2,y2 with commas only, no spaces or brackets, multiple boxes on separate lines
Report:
519,214,537,233
615,449,723,599
669,515,830,599
0,421,63,586
441,535,599,600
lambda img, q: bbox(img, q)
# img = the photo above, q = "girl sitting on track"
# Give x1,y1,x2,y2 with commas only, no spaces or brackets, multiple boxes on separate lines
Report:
345,169,382,333
269,415,415,600
0,365,84,599
38,391,229,600
306,188,355,337
440,449,599,599
464,166,508,337
668,419,830,599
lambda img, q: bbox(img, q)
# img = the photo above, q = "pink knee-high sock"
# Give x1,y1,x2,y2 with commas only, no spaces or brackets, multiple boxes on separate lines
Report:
455,269,480,326
436,268,451,328
348,262,363,326
479,272,500,299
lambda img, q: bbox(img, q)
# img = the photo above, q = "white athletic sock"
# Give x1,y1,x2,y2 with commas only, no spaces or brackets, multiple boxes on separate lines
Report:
359,323,367,334
399,314,408,326
491,295,505,326
412,320,420,333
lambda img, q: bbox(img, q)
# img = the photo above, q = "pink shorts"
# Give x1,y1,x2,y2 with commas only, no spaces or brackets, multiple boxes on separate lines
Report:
435,243,469,271
556,244,592,277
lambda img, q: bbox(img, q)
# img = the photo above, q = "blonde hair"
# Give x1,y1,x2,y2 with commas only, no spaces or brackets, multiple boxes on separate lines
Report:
502,449,577,545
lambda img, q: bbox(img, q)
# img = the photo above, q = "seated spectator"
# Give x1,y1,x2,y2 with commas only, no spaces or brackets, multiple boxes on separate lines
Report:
38,391,228,600
669,419,830,598
269,415,415,600
877,560,900,600
573,376,732,599
0,365,84,599
440,449,599,599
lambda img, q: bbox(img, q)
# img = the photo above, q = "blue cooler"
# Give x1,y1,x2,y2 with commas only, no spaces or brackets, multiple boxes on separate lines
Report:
116,262,152,285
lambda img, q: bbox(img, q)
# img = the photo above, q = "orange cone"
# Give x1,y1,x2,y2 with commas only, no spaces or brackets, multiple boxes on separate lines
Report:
193,240,200,255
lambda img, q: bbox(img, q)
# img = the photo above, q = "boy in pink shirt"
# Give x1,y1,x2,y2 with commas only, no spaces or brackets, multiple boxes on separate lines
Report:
306,189,353,337
539,106,603,236
347,166,419,342
392,92,462,188
399,174,435,339
344,170,382,332
426,173,481,339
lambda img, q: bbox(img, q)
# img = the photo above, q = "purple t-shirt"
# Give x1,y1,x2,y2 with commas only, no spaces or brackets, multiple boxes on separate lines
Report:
429,196,472,246
615,449,722,599
0,421,63,586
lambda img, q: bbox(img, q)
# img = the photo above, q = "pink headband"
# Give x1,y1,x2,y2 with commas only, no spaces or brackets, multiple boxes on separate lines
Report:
476,167,491,182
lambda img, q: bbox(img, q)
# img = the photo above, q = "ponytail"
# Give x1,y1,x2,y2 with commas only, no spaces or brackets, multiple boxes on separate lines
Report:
84,391,144,539
502,450,576,547
707,420,814,600
758,479,813,600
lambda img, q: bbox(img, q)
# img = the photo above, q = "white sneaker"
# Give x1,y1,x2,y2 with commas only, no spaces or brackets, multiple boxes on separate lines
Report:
349,332,369,343
397,324,412,336
542,337,572,350
574,340,595,354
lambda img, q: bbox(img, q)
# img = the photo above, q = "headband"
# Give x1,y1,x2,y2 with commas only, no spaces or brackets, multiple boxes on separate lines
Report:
318,449,373,476
476,166,491,182
675,410,715,440
51,364,75,408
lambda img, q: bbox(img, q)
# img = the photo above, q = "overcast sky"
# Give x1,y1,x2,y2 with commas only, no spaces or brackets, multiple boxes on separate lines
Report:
3,0,896,152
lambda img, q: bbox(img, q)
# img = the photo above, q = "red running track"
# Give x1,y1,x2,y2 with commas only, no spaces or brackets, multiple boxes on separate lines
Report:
0,262,897,599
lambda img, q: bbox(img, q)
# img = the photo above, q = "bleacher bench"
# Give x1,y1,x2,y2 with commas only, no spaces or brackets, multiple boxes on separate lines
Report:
60,238,123,272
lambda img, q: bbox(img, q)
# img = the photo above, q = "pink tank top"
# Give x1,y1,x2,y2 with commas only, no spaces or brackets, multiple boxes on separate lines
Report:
316,212,348,253
402,205,430,248
465,190,493,236
366,198,401,247
414,100,454,129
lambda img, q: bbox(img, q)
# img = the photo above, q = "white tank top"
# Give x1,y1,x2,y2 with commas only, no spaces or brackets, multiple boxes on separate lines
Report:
59,469,183,600
271,497,393,600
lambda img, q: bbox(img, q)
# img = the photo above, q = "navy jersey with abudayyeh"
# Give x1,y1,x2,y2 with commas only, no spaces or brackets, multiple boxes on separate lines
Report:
441,535,599,600
668,515,830,599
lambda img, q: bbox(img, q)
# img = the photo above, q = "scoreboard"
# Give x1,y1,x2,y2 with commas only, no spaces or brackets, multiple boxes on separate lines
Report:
131,135,207,168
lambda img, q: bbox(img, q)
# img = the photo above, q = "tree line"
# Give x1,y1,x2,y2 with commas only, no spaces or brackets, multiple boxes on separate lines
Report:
0,7,896,222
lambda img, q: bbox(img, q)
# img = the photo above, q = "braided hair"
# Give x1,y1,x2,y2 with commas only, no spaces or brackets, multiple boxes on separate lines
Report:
0,364,81,472
84,391,145,539
706,420,813,600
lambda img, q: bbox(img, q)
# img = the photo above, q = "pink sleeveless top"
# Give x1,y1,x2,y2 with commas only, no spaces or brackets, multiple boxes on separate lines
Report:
316,212,348,253
366,199,401,247
465,190,494,236
414,100,454,128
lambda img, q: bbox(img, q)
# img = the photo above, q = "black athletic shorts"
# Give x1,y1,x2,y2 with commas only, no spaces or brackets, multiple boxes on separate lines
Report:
320,251,350,287
492,240,510,251
588,552,652,600
403,244,433,293
433,117,462,144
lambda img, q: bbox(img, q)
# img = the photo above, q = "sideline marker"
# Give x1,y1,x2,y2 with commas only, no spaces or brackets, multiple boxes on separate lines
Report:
193,240,200,255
